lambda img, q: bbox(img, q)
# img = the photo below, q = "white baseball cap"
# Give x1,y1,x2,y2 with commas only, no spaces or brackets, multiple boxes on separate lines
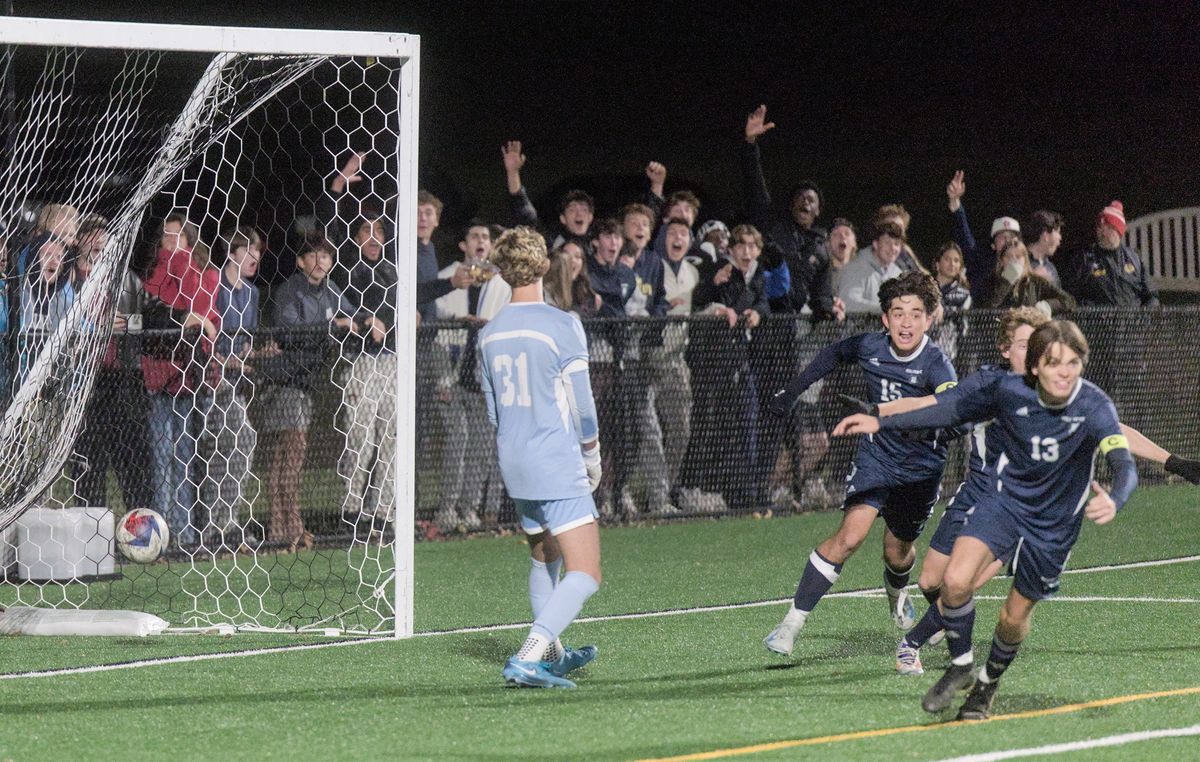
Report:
990,216,1020,238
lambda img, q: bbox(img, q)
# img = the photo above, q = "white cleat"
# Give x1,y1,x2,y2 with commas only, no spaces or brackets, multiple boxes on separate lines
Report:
889,589,917,630
895,639,924,675
764,619,802,656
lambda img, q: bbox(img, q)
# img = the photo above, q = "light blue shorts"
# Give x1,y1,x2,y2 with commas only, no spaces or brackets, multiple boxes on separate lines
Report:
515,495,598,536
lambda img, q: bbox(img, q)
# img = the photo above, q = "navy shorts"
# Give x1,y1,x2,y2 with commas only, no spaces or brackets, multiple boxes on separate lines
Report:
843,456,941,543
961,495,1072,601
928,473,992,556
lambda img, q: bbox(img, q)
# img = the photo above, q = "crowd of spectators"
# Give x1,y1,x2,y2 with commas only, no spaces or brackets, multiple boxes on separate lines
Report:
415,104,1160,524
4,104,1165,541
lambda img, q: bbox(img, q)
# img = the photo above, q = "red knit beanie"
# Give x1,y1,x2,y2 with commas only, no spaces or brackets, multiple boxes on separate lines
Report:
1098,200,1126,236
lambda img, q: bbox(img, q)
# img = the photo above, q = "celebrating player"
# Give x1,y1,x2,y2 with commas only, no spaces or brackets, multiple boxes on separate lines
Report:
835,320,1137,719
850,307,1200,677
762,271,956,657
479,226,603,689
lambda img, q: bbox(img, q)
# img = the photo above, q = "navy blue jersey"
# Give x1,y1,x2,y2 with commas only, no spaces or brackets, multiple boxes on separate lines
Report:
955,365,1008,482
886,374,1127,547
846,332,957,477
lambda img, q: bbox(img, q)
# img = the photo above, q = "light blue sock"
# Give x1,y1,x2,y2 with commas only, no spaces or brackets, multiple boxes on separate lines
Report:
528,558,562,618
529,571,599,644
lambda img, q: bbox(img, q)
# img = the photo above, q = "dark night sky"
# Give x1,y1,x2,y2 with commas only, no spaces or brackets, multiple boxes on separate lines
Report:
12,0,1200,260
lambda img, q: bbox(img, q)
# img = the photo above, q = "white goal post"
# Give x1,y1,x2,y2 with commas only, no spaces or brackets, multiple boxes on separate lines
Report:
0,16,419,638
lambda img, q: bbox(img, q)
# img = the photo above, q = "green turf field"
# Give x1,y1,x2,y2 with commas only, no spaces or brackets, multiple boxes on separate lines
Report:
2,485,1199,760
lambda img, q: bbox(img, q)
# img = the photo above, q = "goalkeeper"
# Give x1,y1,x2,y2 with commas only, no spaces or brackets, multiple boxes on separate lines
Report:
479,226,603,689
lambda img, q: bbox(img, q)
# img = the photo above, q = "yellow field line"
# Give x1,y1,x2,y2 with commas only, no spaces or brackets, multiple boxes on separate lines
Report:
637,684,1200,761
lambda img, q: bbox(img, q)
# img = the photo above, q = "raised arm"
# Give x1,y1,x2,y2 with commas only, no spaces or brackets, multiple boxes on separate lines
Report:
502,140,540,228
740,104,776,228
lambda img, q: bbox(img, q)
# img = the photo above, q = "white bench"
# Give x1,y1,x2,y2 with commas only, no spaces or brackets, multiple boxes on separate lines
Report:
1124,207,1200,292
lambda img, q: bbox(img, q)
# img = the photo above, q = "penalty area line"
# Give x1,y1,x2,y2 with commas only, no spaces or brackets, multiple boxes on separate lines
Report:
636,686,1200,762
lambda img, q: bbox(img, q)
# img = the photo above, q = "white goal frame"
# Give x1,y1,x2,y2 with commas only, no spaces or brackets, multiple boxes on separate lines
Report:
0,16,420,638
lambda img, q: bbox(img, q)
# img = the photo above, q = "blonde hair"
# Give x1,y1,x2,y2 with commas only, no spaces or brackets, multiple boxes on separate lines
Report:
491,226,549,288
544,246,576,310
37,203,80,244
996,306,1050,351
729,223,763,249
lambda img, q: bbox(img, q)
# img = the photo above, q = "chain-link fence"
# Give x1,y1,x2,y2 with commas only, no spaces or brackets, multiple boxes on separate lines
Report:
417,307,1200,530
6,306,1199,544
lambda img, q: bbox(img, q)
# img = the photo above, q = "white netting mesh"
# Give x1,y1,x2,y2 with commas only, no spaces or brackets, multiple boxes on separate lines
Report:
0,40,406,635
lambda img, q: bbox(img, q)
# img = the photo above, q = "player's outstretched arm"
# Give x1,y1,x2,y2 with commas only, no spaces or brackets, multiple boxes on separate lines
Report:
832,413,880,437
1120,423,1200,484
878,395,937,417
767,337,859,418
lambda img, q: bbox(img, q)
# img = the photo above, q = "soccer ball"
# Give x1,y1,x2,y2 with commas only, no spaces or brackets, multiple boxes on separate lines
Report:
116,509,170,563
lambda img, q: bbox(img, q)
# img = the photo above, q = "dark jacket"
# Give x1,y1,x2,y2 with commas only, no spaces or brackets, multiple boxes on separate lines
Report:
688,256,771,368
950,203,996,303
1067,243,1160,308
268,273,352,389
586,255,637,362
987,273,1077,314
346,255,398,354
740,141,836,319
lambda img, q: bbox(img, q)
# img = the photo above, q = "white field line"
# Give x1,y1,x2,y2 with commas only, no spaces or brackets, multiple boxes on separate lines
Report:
2,554,1197,680
930,723,1200,762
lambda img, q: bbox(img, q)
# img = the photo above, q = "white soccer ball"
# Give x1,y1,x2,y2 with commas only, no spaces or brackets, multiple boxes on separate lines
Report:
116,509,170,563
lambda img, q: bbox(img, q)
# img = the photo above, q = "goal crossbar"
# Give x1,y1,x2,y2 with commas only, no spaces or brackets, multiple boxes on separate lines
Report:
0,16,418,59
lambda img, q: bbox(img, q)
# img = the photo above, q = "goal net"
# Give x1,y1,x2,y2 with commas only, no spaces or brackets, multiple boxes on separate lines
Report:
0,18,418,636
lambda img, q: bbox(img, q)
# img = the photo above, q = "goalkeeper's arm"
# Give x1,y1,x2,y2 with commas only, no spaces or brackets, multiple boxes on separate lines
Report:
563,358,602,489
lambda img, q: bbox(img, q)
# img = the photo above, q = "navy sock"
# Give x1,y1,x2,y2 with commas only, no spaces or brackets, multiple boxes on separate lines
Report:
921,586,941,606
793,550,843,612
884,559,913,593
980,632,1022,683
902,602,945,649
940,598,976,664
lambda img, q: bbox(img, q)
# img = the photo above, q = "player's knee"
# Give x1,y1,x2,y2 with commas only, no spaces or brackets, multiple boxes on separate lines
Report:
917,567,941,593
940,566,975,603
832,529,868,559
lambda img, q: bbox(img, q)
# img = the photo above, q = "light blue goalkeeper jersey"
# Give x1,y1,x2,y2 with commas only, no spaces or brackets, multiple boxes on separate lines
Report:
479,301,599,500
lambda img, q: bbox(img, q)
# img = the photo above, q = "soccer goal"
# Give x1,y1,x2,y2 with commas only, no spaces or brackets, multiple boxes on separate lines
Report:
0,17,418,637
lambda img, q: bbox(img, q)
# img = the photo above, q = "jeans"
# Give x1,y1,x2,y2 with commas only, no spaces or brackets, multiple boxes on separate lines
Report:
148,392,199,545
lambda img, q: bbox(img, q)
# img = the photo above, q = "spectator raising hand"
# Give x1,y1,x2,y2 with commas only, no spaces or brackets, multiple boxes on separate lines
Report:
745,104,776,143
645,161,667,198
330,151,366,195
501,140,525,195
946,170,965,212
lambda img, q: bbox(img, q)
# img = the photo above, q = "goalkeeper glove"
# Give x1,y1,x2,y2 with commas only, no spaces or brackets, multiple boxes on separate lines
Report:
837,393,879,417
582,442,602,491
1165,455,1200,485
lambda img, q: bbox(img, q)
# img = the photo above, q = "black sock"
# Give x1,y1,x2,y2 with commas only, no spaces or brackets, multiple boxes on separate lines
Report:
981,632,1022,683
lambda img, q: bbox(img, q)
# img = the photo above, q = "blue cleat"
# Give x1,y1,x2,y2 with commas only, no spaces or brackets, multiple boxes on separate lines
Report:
502,657,577,688
550,645,597,677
